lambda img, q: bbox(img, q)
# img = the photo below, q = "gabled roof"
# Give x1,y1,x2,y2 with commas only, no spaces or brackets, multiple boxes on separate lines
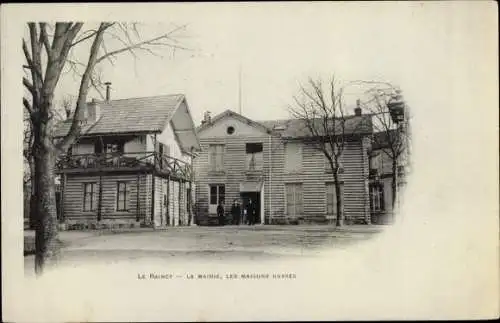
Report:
53,94,185,138
196,109,273,135
258,114,373,139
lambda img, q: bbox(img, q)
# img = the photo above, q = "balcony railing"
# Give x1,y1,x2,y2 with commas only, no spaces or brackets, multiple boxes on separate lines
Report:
55,151,193,180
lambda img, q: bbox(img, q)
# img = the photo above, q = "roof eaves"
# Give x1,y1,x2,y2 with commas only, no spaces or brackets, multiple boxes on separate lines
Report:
179,96,202,151
157,94,185,135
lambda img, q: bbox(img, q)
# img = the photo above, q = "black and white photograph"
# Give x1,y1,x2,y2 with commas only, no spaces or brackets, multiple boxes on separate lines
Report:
2,2,498,322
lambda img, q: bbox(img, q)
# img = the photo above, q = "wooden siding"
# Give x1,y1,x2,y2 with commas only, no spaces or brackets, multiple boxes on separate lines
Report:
147,122,191,164
152,176,189,227
63,172,191,226
195,123,371,222
63,173,149,222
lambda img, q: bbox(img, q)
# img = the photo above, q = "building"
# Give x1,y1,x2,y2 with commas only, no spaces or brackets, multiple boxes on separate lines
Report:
368,130,408,224
193,108,374,225
52,92,201,230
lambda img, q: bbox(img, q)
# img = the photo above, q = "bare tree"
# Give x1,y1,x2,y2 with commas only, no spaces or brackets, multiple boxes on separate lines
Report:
23,22,189,275
60,94,75,119
289,76,350,227
361,84,409,215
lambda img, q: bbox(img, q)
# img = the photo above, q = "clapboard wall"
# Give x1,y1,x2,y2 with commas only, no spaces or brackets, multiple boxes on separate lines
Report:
194,116,371,223
62,172,193,227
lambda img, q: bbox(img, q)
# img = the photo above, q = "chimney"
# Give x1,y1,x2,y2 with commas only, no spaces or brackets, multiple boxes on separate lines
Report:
201,111,211,125
104,82,112,102
354,99,362,116
87,98,101,123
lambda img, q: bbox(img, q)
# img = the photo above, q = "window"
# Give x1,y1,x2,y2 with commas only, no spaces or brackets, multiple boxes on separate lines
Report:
245,143,263,171
156,141,171,156
324,146,344,173
284,142,302,172
326,182,344,216
285,183,303,216
370,152,381,170
83,182,97,212
209,184,225,205
227,126,235,135
105,143,123,154
116,181,131,211
208,144,225,172
369,183,385,212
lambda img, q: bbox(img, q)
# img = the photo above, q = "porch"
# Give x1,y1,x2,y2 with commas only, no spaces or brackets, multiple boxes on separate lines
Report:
55,151,193,181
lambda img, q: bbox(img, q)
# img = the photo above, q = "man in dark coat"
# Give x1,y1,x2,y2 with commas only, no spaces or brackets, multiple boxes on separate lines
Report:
217,201,225,226
247,199,255,225
245,199,250,225
230,199,241,225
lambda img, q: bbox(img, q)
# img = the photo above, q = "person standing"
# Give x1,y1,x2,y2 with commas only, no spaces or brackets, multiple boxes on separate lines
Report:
248,199,256,225
246,199,252,225
217,200,225,226
250,201,257,225
231,199,241,225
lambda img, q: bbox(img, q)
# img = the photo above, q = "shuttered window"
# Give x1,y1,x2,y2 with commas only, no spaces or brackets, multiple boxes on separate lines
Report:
284,142,302,172
369,183,385,212
83,182,97,212
285,183,303,216
116,181,131,211
209,144,225,171
326,182,344,216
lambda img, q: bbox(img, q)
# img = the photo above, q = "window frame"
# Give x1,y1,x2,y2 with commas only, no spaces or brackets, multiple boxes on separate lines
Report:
208,144,225,172
284,141,303,173
285,182,303,217
82,182,98,212
245,142,264,171
116,181,131,212
369,182,385,212
209,184,225,206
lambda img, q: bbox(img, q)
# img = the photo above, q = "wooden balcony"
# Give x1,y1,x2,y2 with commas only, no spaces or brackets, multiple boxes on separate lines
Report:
55,151,193,181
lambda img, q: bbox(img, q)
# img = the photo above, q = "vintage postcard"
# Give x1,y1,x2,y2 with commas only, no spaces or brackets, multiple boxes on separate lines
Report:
1,1,498,322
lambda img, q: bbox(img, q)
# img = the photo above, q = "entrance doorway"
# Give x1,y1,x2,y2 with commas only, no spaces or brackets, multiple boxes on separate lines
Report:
240,191,260,224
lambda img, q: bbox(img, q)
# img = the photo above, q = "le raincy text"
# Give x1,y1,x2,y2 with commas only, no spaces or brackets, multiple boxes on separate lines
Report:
137,272,296,280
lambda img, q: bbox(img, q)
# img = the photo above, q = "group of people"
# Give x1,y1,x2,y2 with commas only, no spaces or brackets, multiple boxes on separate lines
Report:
216,199,258,226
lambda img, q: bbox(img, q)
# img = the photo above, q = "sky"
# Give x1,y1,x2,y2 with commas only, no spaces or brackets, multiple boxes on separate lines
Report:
38,1,494,126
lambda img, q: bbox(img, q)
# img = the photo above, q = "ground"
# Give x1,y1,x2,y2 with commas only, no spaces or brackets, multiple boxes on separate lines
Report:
24,225,385,275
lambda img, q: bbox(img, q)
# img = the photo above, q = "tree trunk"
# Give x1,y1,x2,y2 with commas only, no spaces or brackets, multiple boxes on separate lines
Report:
334,170,343,227
391,159,398,224
34,146,59,275
29,159,37,229
32,99,60,275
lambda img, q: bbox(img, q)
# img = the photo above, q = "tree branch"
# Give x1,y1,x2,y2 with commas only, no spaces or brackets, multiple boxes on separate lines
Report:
23,97,34,114
95,24,189,65
55,22,110,152
39,23,52,58
23,77,35,94
70,29,98,47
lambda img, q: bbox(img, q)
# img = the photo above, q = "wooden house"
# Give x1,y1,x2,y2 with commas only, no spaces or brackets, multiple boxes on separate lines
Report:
193,108,373,225
368,130,408,224
53,93,201,230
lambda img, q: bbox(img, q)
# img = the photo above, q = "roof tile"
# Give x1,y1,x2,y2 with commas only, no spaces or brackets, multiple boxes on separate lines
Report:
53,94,184,138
